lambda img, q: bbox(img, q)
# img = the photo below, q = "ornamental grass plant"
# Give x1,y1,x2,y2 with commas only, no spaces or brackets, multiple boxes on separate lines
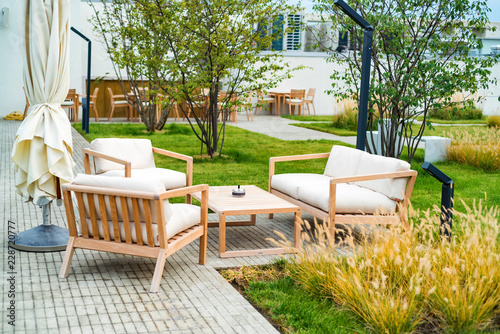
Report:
487,115,500,128
446,127,500,171
272,201,500,333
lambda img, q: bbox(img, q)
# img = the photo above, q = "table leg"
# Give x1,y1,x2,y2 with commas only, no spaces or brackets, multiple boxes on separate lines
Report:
219,213,226,256
250,214,256,225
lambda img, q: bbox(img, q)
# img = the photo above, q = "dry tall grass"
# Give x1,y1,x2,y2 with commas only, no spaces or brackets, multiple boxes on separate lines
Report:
446,127,500,171
272,202,500,333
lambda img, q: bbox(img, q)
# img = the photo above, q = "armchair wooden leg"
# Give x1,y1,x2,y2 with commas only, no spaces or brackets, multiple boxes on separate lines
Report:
150,250,168,293
199,233,207,265
59,237,76,279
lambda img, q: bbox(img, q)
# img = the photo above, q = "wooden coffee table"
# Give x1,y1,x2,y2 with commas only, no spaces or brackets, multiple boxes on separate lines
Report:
192,185,301,258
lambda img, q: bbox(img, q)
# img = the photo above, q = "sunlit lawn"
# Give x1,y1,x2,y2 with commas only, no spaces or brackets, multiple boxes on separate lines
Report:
75,122,499,212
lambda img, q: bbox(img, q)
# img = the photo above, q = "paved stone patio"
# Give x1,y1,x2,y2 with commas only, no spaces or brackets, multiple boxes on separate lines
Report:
0,117,327,334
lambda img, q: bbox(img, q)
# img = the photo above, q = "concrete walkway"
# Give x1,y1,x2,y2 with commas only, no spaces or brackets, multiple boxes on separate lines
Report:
2,117,325,334
232,115,357,145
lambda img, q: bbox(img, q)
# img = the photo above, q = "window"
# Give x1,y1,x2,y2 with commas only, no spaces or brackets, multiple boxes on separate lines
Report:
286,14,302,50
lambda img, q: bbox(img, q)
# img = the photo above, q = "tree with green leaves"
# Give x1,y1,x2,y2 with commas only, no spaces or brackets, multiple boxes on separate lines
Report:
314,0,499,162
92,0,299,156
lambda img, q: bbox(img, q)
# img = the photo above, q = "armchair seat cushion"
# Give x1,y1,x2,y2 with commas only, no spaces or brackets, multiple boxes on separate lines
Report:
271,173,331,199
297,182,397,214
271,173,397,214
100,168,186,190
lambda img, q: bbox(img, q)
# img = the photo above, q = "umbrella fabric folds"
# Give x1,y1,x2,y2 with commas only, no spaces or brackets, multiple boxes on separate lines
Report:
11,0,75,204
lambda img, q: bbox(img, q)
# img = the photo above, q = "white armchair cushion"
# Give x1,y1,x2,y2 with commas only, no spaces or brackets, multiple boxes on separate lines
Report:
323,145,364,179
73,174,165,223
100,168,186,190
297,182,397,214
73,174,201,245
271,173,331,199
271,172,397,214
355,153,411,201
90,138,156,174
324,145,410,200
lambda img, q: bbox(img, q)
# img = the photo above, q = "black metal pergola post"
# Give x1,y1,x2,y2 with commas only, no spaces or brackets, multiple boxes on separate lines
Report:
70,27,91,134
334,0,373,151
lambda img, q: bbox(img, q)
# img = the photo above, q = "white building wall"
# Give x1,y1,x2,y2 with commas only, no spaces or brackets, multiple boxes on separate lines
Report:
0,3,498,118
0,0,25,116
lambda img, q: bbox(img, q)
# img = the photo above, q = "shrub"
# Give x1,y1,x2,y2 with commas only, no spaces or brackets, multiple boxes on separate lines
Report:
428,105,483,120
272,202,500,333
487,115,500,128
429,92,484,120
446,127,500,171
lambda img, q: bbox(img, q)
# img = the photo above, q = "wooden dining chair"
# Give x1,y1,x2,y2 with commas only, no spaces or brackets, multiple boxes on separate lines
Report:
305,88,316,115
88,87,100,122
254,90,275,115
284,89,306,116
61,89,80,122
107,87,133,122
157,93,181,122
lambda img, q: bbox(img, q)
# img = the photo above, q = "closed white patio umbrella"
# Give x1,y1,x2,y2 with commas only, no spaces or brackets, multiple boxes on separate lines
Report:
10,0,75,251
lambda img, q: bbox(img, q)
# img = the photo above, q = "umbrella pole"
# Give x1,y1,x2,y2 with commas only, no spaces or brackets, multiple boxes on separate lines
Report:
9,202,69,252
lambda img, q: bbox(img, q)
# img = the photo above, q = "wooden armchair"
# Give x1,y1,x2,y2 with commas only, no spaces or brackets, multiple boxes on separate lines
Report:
59,174,208,292
82,138,193,203
269,145,418,239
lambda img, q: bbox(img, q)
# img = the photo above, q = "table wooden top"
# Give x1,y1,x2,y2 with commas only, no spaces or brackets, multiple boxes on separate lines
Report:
192,185,300,215
268,89,290,94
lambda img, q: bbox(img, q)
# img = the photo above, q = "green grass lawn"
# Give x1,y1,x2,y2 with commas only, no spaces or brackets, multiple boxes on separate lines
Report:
281,115,333,122
245,276,366,333
291,122,487,139
75,122,499,213
76,122,499,333
290,122,357,136
416,116,488,124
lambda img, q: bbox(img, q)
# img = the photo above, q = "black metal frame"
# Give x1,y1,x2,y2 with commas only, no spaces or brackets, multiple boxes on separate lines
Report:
422,162,454,237
334,0,373,151
70,27,91,134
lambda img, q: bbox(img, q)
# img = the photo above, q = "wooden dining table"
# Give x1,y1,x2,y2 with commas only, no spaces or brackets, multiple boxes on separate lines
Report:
268,89,290,116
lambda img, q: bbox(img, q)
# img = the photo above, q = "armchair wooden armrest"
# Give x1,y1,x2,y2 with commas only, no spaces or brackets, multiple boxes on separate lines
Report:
330,170,418,185
328,170,418,226
152,147,193,187
159,184,208,200
82,148,132,177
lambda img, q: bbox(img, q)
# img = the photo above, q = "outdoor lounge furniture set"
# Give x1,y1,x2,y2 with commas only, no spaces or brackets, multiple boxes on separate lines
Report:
59,138,417,292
